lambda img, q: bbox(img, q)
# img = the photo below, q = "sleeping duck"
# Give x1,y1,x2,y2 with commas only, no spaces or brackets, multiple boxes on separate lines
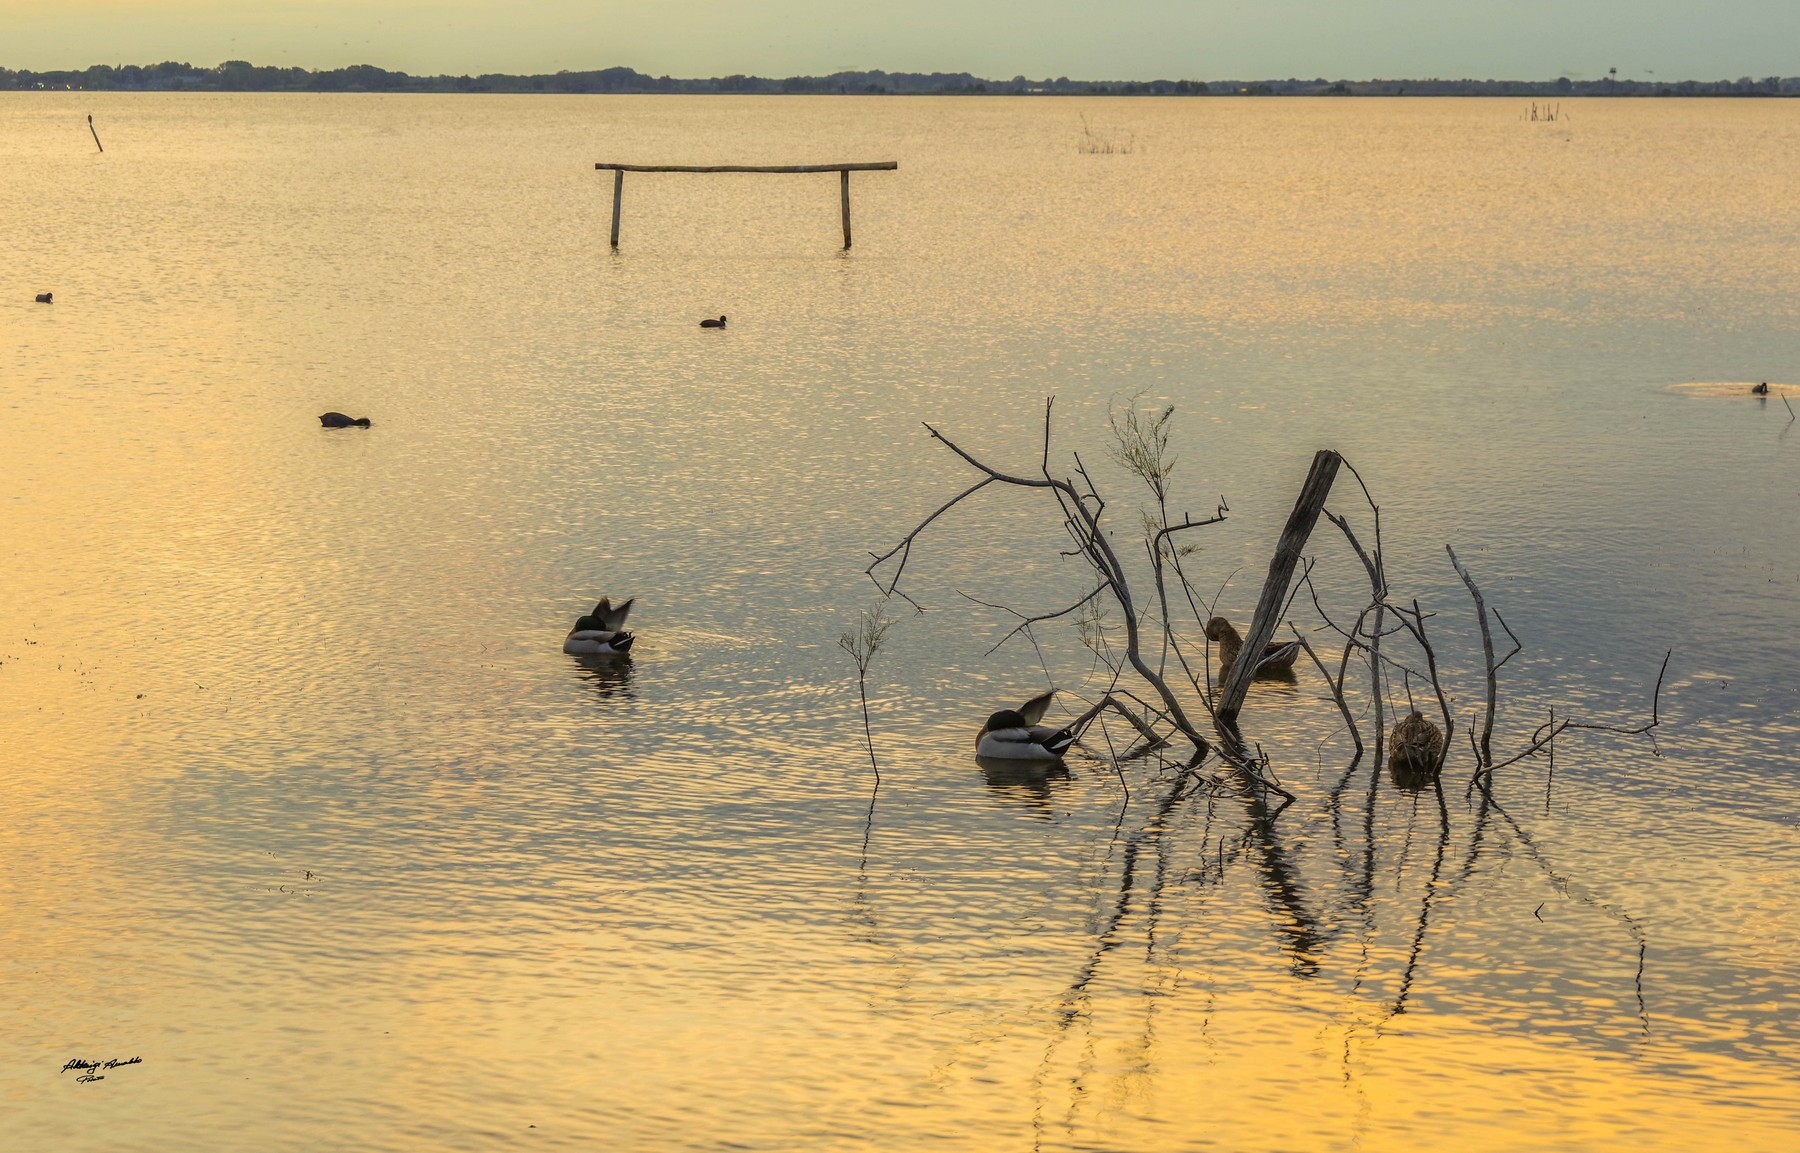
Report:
975,690,1077,761
563,596,636,656
1388,710,1445,783
1204,616,1302,679
318,412,372,428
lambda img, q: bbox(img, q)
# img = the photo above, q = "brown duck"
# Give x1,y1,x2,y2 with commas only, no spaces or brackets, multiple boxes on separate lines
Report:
1388,711,1445,776
1205,616,1301,679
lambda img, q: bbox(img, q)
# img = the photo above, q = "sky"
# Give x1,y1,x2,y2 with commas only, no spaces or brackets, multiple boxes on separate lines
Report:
2,0,1797,80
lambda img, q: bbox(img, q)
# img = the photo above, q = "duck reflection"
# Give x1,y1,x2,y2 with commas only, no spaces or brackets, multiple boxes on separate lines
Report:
569,653,635,701
977,755,1072,814
1387,759,1439,792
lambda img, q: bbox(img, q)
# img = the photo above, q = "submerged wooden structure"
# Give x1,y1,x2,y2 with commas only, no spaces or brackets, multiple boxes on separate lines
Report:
594,161,898,249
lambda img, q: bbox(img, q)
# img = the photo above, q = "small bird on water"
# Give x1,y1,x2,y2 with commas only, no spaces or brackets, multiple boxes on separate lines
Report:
699,315,727,328
318,412,371,428
563,596,636,656
1752,382,1770,395
34,292,52,303
1388,710,1445,781
1205,616,1302,680
975,690,1078,761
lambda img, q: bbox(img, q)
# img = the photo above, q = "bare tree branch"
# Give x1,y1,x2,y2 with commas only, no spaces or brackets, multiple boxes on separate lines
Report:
1215,450,1341,730
1446,544,1499,766
1150,509,1229,553
1474,650,1671,782
1562,650,1671,742
865,476,995,594
873,401,1216,759
958,584,1108,657
1290,625,1363,755
1383,598,1457,772
1492,608,1524,671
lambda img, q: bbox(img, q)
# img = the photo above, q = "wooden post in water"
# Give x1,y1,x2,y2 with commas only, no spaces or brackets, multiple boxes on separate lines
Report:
1215,449,1343,731
594,162,896,249
87,115,103,153
840,169,852,248
610,169,624,249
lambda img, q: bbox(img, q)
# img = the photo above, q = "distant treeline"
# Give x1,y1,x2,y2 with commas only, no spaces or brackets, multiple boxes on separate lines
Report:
5,61,1799,97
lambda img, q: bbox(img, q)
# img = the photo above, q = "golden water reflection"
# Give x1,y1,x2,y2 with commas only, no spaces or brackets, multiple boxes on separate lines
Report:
4,93,1800,1150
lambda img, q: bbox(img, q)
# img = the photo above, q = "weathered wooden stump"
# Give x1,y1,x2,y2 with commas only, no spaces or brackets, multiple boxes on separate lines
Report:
1215,449,1344,733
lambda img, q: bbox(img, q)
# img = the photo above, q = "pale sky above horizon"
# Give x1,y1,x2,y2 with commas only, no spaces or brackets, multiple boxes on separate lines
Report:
2,1,1796,81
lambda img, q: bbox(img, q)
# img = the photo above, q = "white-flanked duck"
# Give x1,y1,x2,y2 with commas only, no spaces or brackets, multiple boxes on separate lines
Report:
1205,616,1302,680
975,690,1077,761
563,596,636,656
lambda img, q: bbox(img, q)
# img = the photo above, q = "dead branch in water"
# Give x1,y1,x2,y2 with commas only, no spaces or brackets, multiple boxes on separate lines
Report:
1469,642,1669,792
868,398,1670,814
1214,450,1342,731
866,477,993,598
840,604,894,872
857,403,1679,1063
1317,457,1405,774
1559,647,1670,746
1446,545,1502,765
1066,692,1169,749
1291,625,1362,755
839,606,893,786
1382,598,1457,772
869,400,1223,761
867,398,1329,792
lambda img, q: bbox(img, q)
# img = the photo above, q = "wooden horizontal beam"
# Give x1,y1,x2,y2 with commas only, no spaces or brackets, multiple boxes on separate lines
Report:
599,162,896,249
594,162,898,173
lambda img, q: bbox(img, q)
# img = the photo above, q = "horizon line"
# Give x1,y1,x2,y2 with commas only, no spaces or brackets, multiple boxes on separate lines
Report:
5,61,1796,97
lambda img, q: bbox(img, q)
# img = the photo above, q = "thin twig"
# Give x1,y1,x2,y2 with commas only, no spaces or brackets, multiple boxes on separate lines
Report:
865,476,995,593
1562,649,1671,746
1446,544,1499,766
1291,625,1363,755
1492,608,1524,672
959,584,1108,656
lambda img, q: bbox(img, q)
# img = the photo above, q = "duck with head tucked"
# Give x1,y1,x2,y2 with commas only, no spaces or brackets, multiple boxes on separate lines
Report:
976,690,1078,761
319,412,372,428
1204,616,1301,680
1388,710,1445,783
564,596,636,656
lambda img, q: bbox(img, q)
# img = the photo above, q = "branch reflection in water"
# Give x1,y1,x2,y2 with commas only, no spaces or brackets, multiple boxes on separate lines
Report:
994,731,1659,1137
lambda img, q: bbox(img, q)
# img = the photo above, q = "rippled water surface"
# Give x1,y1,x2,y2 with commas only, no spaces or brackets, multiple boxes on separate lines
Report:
4,94,1799,1151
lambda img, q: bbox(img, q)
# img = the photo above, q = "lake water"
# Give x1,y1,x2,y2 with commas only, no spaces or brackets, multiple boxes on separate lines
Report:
3,94,1798,1151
